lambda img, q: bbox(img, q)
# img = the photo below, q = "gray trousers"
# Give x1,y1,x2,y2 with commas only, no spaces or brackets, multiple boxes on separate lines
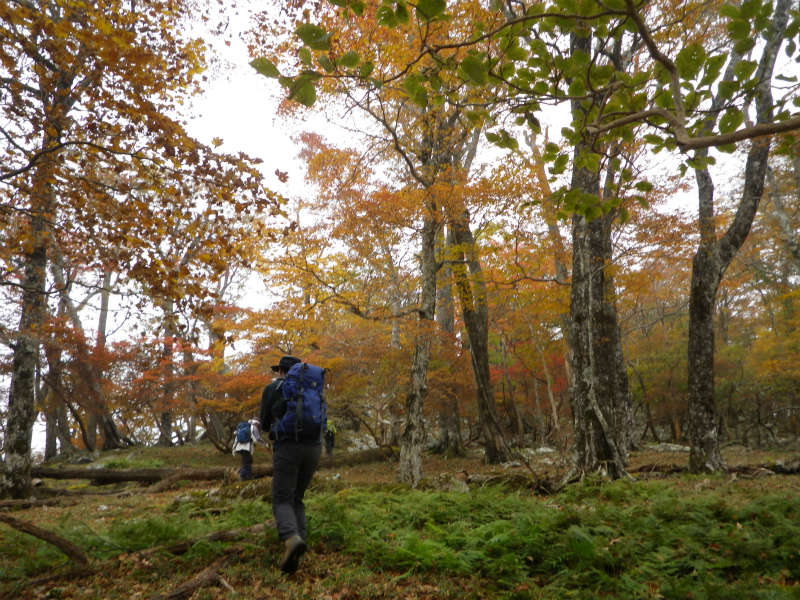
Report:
272,441,322,541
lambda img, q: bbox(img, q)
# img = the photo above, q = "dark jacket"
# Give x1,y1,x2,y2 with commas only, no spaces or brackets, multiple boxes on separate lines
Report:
260,378,285,434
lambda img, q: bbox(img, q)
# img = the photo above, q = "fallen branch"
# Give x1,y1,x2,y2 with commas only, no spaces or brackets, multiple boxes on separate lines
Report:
32,447,395,486
0,497,82,511
0,513,89,566
2,522,272,597
150,554,233,600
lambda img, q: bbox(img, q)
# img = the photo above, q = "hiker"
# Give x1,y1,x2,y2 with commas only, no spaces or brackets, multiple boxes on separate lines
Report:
324,420,336,456
260,355,326,574
232,419,264,481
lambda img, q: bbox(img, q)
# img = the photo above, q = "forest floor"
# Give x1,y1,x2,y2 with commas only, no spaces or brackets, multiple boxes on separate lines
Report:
1,439,798,600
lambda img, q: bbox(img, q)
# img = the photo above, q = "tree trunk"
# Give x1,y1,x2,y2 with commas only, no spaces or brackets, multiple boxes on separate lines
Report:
449,210,510,463
686,0,787,473
564,31,632,480
399,212,437,487
535,340,561,433
432,230,465,457
570,209,629,478
158,300,177,447
688,142,771,471
44,401,58,461
2,152,53,499
51,257,126,450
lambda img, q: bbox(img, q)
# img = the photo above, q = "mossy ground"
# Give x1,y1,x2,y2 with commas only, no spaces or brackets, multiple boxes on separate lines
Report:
2,442,798,599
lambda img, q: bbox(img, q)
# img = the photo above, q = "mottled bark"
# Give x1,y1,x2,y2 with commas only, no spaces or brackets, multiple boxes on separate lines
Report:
2,153,52,499
432,230,465,456
687,0,788,473
565,31,633,479
570,209,629,478
398,212,437,486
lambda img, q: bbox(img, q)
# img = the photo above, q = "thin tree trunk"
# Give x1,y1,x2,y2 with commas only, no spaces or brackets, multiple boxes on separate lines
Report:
449,210,509,463
158,300,177,447
534,340,561,433
51,257,126,450
398,212,437,486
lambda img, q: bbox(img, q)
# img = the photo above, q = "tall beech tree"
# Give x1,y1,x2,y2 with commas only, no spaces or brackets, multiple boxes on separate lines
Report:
0,0,272,498
250,0,517,481
265,0,800,476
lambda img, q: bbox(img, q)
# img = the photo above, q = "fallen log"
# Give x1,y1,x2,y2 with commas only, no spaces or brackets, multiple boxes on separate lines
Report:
32,447,394,485
0,513,89,566
150,554,232,600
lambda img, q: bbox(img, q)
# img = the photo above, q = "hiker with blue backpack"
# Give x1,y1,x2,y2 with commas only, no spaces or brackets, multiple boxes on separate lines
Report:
260,355,327,575
231,419,262,480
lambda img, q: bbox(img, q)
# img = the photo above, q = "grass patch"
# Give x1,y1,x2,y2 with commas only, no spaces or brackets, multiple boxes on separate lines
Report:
307,479,800,599
5,442,800,599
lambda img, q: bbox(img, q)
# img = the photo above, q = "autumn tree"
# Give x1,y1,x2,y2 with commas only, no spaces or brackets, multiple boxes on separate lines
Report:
0,0,274,498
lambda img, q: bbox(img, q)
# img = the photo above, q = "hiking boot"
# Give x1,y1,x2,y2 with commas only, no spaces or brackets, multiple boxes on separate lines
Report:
279,534,307,574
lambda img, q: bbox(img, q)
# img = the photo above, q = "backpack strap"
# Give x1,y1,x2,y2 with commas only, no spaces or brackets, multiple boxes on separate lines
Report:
294,363,308,441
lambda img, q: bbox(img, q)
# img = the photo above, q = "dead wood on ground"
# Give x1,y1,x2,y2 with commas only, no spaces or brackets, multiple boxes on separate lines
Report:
31,447,394,486
0,512,89,566
149,554,234,600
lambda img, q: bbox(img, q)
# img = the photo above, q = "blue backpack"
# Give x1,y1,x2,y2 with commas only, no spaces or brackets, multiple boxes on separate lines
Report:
274,362,327,442
235,421,251,444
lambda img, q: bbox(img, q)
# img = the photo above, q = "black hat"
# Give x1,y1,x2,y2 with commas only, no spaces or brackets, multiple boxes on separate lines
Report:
271,355,301,373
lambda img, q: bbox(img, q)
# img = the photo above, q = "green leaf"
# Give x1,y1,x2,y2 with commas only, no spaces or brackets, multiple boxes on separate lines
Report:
506,47,528,61
643,134,663,146
578,152,601,172
718,4,740,19
533,80,548,94
499,62,515,80
250,57,280,78
490,129,519,150
719,108,744,133
543,142,560,158
290,80,317,106
568,78,586,97
459,55,489,85
377,4,398,26
675,44,706,80
700,54,727,87
349,0,365,15
318,55,335,72
359,61,375,78
727,19,750,41
416,0,446,21
634,180,653,192
739,0,761,19
338,51,360,68
734,38,756,55
403,75,428,106
733,60,757,81
299,48,312,66
296,23,331,51
550,153,569,175
396,0,410,23
718,80,738,100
